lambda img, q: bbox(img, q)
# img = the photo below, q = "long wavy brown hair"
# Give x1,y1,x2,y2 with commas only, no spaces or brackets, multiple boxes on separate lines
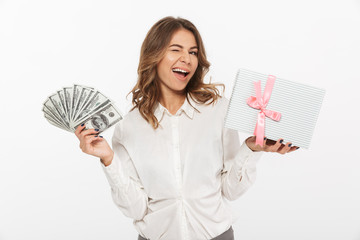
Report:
129,16,224,129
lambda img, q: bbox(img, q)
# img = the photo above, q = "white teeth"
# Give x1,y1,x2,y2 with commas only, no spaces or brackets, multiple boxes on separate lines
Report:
172,68,189,74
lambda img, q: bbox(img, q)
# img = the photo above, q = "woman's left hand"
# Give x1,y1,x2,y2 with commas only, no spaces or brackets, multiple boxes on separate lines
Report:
245,136,299,154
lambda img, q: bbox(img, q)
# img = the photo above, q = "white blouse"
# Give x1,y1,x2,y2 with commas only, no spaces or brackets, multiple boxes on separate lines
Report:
101,96,262,240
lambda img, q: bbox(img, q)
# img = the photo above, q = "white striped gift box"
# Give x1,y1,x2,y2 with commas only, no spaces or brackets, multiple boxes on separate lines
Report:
224,68,326,149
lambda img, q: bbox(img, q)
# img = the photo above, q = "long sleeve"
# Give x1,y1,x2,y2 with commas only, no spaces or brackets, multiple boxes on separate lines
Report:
101,123,149,221
221,127,263,201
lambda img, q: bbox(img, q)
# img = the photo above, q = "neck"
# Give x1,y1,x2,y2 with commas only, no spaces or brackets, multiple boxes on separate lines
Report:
159,90,186,115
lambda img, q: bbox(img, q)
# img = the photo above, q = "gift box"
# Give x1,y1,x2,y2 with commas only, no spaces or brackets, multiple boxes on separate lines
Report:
224,68,325,149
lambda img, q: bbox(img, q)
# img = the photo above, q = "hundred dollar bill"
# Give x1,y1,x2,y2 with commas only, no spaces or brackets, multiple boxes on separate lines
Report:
42,105,63,126
43,100,60,120
72,87,94,122
72,89,96,122
45,95,69,128
57,90,69,122
42,104,71,131
75,103,122,133
71,84,81,121
43,105,71,131
71,85,94,121
73,91,110,124
44,113,71,132
63,87,73,126
73,100,111,127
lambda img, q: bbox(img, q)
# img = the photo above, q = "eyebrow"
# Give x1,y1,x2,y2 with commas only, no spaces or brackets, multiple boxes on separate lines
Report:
169,44,198,50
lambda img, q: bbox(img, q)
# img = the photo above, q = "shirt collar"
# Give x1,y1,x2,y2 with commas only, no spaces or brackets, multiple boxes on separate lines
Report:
154,94,197,122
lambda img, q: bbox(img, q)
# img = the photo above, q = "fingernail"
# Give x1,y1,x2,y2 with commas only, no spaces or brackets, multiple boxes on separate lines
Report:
81,123,84,126
95,135,98,137
100,136,103,138
288,143,292,147
280,139,284,144
95,129,99,131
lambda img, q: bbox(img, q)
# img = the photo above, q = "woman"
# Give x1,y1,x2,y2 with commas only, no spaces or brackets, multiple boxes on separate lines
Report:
75,16,298,240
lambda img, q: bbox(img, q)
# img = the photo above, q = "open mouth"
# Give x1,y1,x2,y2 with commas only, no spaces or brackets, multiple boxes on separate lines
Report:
172,68,189,77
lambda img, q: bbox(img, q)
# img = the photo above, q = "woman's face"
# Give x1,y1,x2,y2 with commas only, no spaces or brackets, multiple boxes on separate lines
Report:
156,28,199,95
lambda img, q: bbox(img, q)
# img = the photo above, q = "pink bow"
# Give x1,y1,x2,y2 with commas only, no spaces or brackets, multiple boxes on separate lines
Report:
247,75,281,146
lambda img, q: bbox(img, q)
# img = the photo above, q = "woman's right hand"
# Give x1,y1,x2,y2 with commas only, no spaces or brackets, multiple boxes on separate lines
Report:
75,124,114,166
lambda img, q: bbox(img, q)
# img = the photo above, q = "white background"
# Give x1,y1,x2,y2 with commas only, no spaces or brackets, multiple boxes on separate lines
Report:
1,0,360,239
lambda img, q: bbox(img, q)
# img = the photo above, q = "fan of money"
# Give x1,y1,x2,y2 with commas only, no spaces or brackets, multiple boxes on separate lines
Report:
42,84,123,133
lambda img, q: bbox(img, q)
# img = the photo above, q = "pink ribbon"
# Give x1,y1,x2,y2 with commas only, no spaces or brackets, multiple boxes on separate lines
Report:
247,75,281,146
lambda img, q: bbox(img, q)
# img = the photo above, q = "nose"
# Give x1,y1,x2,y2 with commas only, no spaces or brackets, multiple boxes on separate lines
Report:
180,51,191,64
